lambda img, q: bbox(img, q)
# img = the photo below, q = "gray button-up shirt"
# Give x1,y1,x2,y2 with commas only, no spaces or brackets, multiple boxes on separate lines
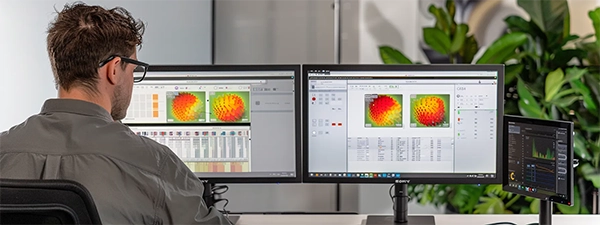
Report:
0,99,231,225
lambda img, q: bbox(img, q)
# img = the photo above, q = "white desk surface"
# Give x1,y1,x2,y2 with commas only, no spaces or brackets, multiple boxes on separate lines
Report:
234,214,600,225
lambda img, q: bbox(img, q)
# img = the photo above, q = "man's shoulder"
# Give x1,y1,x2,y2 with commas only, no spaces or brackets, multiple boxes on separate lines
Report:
1,115,175,174
102,123,174,160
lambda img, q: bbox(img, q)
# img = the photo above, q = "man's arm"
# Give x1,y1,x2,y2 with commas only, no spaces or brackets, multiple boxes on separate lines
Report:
155,149,232,225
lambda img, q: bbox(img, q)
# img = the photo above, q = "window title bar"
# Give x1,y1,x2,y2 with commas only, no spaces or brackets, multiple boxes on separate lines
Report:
308,71,497,77
146,71,294,78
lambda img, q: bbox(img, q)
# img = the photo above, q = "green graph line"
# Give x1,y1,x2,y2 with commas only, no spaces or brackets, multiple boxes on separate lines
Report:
532,139,554,160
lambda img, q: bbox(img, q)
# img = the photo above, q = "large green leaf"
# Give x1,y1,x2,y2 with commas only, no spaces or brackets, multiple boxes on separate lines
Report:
563,7,570,40
574,132,592,160
517,0,569,34
561,34,580,46
565,67,588,81
505,64,524,85
592,142,600,168
530,199,540,214
428,5,451,35
477,32,528,64
589,8,600,47
504,15,545,40
446,0,456,20
585,125,600,133
455,184,486,214
505,16,532,33
419,184,433,205
517,79,544,118
423,27,452,55
545,68,564,102
450,24,468,53
553,89,576,100
379,46,413,64
461,35,479,63
583,73,600,116
473,196,504,214
570,78,598,116
550,96,581,108
581,163,600,187
484,184,513,200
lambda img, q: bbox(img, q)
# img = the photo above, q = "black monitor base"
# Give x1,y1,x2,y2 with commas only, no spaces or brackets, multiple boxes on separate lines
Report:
366,183,436,225
366,215,435,225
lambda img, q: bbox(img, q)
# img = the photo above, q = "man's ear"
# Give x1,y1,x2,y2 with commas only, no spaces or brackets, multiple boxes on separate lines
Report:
105,57,121,85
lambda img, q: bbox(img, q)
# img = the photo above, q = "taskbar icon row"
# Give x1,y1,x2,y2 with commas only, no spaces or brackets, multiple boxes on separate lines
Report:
309,173,401,178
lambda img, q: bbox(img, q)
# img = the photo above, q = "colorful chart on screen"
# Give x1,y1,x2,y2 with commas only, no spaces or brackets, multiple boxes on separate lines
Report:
166,91,206,123
364,94,403,127
209,92,250,122
410,94,450,127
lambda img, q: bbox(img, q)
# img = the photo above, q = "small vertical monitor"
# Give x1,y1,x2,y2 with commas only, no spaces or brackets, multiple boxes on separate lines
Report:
503,115,574,205
122,65,301,183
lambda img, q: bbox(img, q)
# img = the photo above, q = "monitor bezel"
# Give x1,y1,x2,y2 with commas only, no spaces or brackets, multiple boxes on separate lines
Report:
124,64,302,184
502,115,574,205
301,64,505,184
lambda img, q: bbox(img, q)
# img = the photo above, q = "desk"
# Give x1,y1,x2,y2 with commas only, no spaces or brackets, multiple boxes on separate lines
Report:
235,214,600,225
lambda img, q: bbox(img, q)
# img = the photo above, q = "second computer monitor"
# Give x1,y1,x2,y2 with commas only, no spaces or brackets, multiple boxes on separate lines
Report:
503,115,574,205
123,65,301,183
303,64,504,183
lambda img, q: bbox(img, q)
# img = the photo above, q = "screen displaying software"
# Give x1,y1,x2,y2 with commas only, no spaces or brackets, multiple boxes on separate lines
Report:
123,69,297,178
506,121,570,199
307,69,500,180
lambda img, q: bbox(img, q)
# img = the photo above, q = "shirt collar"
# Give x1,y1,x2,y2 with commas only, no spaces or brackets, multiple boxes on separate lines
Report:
40,99,114,122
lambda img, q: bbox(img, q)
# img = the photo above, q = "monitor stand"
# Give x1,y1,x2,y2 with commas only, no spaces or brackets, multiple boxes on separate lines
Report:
539,200,552,225
366,183,435,225
202,181,240,224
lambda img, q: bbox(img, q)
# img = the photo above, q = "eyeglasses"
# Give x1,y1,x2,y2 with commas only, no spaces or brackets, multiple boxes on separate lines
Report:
98,55,149,83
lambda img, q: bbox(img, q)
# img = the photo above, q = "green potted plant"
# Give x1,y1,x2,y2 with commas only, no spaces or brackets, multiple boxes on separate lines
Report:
379,0,600,214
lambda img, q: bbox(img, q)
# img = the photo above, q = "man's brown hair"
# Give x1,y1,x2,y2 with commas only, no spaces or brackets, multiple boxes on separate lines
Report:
47,2,145,94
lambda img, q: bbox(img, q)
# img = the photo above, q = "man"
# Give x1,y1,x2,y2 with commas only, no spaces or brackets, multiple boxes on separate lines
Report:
0,3,230,225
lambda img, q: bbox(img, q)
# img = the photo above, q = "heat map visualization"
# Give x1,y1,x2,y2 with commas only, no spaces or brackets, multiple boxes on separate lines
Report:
167,91,206,123
209,92,250,122
364,94,403,127
410,94,450,127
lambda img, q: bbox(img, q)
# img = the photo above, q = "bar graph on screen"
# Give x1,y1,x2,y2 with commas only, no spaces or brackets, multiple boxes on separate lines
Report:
129,126,251,173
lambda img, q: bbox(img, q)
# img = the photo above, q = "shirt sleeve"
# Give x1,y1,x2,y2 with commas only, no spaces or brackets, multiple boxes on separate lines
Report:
154,147,232,225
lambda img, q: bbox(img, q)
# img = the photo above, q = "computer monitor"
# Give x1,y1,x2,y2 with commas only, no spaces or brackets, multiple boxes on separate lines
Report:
303,64,504,225
122,65,301,184
123,65,301,223
503,115,574,225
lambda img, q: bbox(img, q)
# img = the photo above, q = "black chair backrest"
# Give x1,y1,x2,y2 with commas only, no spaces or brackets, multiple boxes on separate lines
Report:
0,179,102,225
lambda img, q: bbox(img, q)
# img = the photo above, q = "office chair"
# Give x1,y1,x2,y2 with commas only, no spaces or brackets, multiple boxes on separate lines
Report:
0,179,102,225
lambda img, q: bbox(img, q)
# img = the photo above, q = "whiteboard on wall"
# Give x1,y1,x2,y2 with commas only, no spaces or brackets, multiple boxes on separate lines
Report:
0,0,213,131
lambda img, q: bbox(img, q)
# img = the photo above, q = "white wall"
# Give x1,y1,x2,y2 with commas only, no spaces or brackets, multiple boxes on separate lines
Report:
0,0,212,131
357,0,422,64
0,1,59,131
214,0,334,64
569,0,600,37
